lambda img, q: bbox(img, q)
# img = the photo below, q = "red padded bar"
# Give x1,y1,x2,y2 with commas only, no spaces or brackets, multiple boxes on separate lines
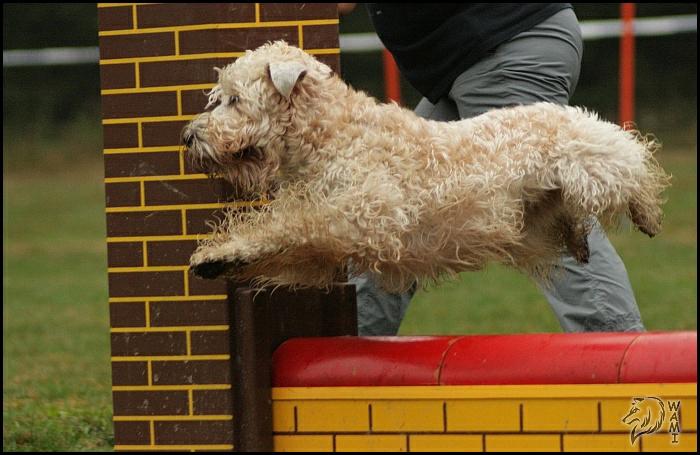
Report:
440,333,639,385
272,332,697,387
619,331,697,383
273,336,457,387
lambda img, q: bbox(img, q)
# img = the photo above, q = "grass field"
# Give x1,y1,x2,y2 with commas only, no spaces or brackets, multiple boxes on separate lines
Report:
2,148,697,451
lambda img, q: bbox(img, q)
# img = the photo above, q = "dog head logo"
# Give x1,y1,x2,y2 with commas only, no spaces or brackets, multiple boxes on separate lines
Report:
622,397,666,444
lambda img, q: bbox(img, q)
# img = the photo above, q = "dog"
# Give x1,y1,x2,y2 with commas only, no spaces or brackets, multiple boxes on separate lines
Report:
183,41,669,293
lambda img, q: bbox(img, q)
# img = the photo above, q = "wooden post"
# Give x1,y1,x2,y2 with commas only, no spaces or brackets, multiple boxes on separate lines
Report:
229,283,357,451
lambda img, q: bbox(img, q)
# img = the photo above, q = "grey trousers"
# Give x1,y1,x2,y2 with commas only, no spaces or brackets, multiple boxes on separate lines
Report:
353,9,645,335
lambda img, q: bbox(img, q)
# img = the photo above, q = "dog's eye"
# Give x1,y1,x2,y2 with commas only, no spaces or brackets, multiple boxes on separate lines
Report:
227,95,239,107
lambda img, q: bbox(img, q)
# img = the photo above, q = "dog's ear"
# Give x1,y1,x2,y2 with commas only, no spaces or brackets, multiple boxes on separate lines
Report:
267,62,307,99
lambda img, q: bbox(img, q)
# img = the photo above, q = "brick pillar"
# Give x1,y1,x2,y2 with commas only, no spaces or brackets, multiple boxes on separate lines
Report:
98,4,340,451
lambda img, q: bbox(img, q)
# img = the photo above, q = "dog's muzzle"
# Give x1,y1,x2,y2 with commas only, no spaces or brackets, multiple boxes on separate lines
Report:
183,130,195,149
182,121,217,174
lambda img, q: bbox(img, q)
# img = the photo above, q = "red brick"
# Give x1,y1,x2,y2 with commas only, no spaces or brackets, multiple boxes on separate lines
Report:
191,331,230,355
107,242,144,267
147,240,198,266
302,24,340,49
141,120,189,148
179,27,298,55
100,63,136,90
151,360,230,385
140,58,233,88
185,208,228,235
110,301,147,328
187,273,228,296
154,420,233,445
181,89,211,116
104,152,181,179
105,182,141,207
98,6,133,32
144,178,234,206
106,211,183,237
150,299,229,326
193,389,232,415
108,271,184,297
113,390,189,416
102,91,178,119
260,3,337,21
114,421,150,445
111,331,188,356
137,3,255,28
100,33,175,60
112,361,149,386
103,123,139,149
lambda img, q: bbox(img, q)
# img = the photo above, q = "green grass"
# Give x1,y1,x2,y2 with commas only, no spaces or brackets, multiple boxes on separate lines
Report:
2,149,696,451
3,160,113,451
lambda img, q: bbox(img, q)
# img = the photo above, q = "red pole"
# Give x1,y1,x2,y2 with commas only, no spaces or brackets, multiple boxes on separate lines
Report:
382,48,402,105
619,3,636,129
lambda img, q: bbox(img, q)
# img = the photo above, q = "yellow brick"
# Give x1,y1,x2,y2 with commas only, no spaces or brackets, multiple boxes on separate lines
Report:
371,400,443,432
522,399,598,432
601,398,637,431
564,434,639,452
446,399,520,432
296,400,369,432
642,432,697,452
336,435,407,452
676,397,696,431
273,401,296,432
485,435,560,452
409,435,482,452
274,435,334,452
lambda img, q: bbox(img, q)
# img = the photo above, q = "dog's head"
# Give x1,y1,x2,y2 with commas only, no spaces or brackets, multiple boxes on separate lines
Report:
182,40,334,196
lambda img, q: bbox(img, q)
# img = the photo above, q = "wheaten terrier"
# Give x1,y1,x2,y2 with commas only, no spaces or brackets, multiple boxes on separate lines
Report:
184,41,669,293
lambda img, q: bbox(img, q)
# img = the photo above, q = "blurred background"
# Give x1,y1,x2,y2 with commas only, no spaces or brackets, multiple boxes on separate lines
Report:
3,3,697,451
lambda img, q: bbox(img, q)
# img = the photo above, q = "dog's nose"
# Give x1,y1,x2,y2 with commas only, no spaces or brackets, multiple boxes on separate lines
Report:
183,131,195,149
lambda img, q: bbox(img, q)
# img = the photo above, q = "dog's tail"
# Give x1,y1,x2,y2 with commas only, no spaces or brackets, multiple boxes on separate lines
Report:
557,106,671,237
621,128,670,237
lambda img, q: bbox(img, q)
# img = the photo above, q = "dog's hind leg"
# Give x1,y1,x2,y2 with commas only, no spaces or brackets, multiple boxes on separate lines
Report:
562,216,591,264
627,161,668,237
555,107,670,236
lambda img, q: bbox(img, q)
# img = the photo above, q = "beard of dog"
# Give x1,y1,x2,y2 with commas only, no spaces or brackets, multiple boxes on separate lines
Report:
184,97,285,198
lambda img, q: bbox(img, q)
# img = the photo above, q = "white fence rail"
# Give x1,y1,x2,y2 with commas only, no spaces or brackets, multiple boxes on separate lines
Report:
3,14,697,66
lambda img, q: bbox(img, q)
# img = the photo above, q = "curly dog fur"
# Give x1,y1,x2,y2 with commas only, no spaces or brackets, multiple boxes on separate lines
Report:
184,41,669,293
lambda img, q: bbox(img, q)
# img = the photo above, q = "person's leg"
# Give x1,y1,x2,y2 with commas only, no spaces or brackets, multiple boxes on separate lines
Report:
538,222,644,332
448,8,644,332
352,97,459,335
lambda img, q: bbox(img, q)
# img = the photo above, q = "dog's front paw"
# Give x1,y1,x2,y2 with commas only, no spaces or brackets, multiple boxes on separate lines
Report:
190,258,250,280
190,260,229,279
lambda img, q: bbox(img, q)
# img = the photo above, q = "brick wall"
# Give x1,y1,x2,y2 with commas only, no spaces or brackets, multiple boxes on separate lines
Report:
98,3,340,451
271,384,697,452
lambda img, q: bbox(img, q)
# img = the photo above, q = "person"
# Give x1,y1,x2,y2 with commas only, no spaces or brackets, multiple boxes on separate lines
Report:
340,4,646,335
